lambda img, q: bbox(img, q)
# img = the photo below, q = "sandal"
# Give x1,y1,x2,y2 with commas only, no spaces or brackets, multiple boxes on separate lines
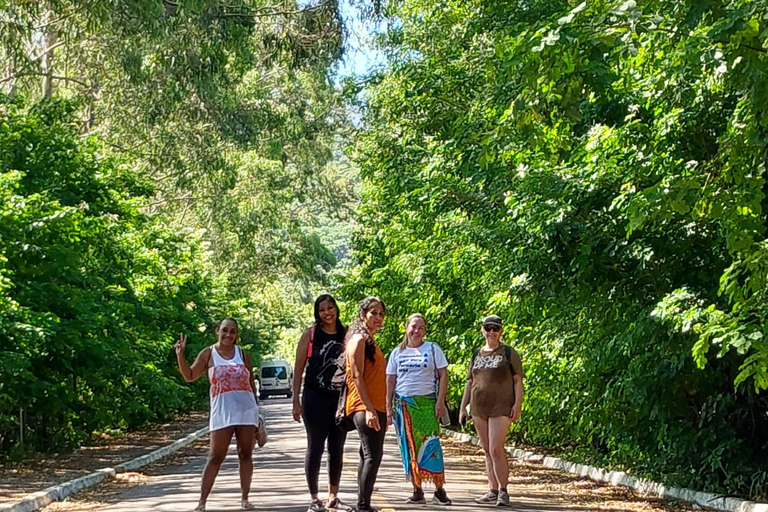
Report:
327,498,351,511
241,500,257,510
193,504,206,512
308,499,326,512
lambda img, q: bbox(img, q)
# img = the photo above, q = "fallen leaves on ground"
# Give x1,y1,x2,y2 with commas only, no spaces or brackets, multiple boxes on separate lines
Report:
0,411,208,505
441,437,704,512
39,438,209,512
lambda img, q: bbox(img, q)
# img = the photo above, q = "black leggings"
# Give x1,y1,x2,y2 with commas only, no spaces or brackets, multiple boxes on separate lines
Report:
302,387,347,496
353,410,387,510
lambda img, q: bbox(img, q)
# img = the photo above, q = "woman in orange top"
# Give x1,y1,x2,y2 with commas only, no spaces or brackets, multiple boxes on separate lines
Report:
345,296,387,512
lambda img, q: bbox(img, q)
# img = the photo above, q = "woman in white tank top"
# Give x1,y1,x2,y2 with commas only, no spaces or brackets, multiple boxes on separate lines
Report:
175,317,260,511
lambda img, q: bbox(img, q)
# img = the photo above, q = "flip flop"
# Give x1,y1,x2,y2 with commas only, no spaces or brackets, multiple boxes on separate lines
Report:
241,500,257,510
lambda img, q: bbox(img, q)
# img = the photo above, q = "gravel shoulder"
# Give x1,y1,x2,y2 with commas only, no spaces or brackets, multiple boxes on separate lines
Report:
39,437,210,512
440,437,701,512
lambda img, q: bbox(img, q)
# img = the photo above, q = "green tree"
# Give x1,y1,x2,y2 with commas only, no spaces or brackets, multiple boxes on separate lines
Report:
1,0,353,291
344,0,768,500
0,0,358,459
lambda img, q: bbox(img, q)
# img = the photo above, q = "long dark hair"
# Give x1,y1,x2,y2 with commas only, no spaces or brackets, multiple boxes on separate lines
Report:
344,296,385,363
313,294,346,336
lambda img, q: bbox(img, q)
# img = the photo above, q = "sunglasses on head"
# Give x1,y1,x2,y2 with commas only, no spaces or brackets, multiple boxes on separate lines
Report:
483,324,501,332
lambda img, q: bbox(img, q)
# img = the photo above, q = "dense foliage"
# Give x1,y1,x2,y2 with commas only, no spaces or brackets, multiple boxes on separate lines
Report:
0,99,283,455
344,0,768,500
0,0,355,458
2,0,352,291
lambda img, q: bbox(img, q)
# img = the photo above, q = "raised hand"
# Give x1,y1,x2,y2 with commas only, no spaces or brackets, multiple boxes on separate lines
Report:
175,333,187,356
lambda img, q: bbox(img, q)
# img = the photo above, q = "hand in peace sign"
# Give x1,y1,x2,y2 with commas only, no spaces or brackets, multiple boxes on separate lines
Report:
175,333,187,356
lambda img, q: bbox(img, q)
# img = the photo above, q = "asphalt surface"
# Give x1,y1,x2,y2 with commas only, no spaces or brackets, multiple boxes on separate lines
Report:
91,398,632,512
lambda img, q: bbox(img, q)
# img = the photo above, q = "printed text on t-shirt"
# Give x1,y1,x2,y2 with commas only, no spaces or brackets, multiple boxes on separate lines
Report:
473,354,503,370
397,352,431,374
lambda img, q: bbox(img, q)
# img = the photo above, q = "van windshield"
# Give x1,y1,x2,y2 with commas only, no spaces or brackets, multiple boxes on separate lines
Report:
261,366,287,379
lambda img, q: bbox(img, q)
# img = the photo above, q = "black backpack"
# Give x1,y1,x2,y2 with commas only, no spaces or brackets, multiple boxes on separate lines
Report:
334,352,355,432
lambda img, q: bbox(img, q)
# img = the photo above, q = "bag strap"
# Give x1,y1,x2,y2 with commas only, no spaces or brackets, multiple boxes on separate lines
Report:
504,345,515,376
307,325,316,358
430,343,439,393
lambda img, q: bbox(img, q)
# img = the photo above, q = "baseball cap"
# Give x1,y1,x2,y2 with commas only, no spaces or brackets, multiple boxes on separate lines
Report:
482,315,503,327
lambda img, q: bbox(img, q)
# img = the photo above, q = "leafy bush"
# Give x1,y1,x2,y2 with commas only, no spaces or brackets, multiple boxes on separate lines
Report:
0,98,271,456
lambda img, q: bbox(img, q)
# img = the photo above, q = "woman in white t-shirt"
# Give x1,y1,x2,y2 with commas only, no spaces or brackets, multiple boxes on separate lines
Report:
386,313,452,506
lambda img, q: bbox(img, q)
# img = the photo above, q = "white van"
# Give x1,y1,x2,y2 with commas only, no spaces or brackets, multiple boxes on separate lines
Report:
259,360,293,399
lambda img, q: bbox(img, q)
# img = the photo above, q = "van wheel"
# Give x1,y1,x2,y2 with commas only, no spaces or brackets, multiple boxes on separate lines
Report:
287,391,293,399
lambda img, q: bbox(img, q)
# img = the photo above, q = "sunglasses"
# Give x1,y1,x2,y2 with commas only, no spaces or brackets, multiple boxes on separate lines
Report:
483,324,501,332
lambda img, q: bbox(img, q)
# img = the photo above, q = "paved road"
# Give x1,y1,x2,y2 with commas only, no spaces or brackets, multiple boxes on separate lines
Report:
96,398,615,512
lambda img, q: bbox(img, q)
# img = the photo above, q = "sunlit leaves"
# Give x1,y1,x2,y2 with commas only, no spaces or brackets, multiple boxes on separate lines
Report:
0,100,281,456
346,0,768,500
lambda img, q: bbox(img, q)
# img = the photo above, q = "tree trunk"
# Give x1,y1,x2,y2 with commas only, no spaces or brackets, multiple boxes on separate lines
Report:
41,10,58,98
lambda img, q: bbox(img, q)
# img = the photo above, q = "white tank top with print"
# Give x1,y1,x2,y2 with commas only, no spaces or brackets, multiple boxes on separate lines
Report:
208,345,259,431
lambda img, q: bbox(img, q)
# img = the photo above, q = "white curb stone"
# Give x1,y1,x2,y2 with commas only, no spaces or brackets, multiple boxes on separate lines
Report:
0,425,210,512
440,427,768,512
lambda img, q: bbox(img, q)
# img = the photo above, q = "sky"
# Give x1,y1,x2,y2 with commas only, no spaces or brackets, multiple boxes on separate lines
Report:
334,0,389,79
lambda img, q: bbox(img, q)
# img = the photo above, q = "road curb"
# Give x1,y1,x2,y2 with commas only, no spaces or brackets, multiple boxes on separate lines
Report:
440,428,768,512
0,426,210,512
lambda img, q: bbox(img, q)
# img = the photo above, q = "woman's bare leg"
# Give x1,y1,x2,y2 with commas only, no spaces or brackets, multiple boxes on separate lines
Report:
200,427,236,508
235,425,256,505
488,416,513,489
328,484,340,502
472,415,498,491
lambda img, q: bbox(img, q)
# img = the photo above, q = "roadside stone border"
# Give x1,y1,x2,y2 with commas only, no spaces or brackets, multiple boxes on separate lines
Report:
440,428,768,512
0,426,210,512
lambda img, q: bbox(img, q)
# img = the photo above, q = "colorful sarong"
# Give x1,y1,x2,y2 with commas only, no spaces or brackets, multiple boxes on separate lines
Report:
393,394,445,487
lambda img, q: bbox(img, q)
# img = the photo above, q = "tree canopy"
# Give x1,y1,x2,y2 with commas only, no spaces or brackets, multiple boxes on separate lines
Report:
0,0,354,455
342,0,768,501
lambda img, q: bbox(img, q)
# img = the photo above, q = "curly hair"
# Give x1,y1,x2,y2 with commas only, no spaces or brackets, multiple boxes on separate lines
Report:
357,296,386,318
344,296,386,363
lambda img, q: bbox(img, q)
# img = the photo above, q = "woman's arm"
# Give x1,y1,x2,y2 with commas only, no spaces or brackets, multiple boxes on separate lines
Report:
458,380,471,425
242,350,258,400
510,374,524,422
348,334,381,431
435,367,449,419
292,329,311,422
386,374,397,426
458,360,473,425
175,334,210,383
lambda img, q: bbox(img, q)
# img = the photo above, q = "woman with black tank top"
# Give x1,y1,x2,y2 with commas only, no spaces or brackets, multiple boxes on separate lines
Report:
293,294,349,512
